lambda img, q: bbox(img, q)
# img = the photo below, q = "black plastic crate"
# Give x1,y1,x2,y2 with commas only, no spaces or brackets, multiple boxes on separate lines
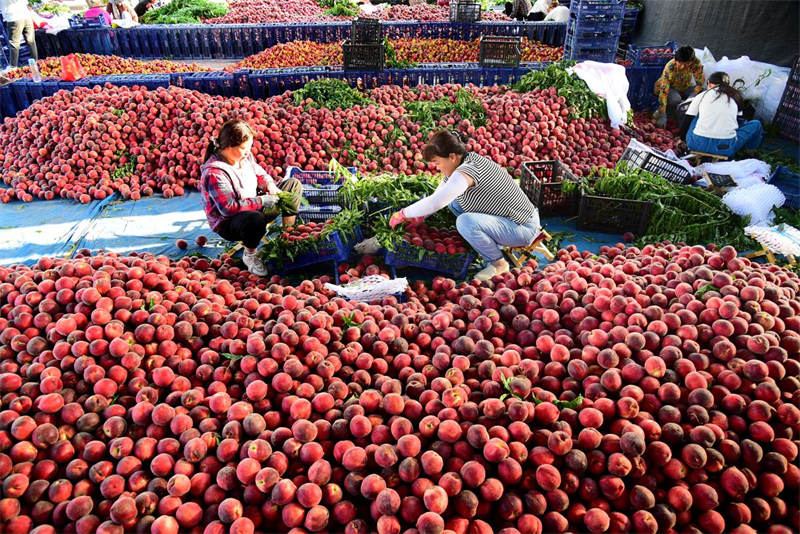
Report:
520,161,580,216
450,0,481,22
577,192,652,236
618,146,692,185
343,40,385,71
479,36,522,68
774,54,799,143
351,18,382,44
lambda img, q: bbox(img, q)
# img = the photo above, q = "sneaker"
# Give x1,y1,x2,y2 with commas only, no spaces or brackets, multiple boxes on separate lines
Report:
474,263,509,282
242,250,268,277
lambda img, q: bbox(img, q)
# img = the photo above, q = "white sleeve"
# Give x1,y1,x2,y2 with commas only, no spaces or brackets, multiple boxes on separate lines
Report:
404,173,470,219
686,92,703,116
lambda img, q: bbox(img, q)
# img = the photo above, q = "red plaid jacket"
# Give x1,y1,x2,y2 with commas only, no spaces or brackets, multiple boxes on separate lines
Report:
200,153,277,232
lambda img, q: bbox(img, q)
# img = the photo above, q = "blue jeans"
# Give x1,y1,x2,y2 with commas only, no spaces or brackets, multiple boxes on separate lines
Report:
686,116,763,158
449,200,541,262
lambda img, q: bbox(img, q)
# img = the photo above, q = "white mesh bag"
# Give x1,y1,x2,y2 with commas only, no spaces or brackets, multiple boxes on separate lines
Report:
324,275,408,302
722,183,786,226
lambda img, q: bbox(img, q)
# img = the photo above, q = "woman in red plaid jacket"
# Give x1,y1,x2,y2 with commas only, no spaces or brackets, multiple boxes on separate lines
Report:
200,119,303,277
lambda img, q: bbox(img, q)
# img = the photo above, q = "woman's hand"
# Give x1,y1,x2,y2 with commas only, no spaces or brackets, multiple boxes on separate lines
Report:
389,209,423,229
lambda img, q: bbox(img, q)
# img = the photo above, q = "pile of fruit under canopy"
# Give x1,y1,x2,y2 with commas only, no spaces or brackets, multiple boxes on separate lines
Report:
0,242,796,534
0,82,676,203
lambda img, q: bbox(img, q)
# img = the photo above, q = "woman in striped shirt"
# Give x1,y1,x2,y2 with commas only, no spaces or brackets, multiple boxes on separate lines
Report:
390,130,541,282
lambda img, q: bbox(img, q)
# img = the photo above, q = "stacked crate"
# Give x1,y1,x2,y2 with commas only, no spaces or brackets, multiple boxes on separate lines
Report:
343,18,385,71
564,0,626,63
774,54,799,143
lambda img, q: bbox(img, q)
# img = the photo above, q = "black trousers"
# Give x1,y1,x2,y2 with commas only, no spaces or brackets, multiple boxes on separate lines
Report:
216,178,302,249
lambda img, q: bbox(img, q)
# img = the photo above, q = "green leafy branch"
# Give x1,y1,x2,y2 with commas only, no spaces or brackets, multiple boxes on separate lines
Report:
499,375,583,409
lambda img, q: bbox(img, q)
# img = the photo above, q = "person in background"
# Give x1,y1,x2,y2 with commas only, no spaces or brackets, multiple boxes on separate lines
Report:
85,0,113,24
504,0,531,22
543,0,569,22
200,119,303,277
390,130,541,282
653,45,705,127
682,71,763,158
527,0,550,21
107,0,138,22
0,0,39,68
134,0,155,18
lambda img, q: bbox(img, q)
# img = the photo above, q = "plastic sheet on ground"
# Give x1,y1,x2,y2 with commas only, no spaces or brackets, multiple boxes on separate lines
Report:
0,194,118,266
77,189,225,259
324,275,409,302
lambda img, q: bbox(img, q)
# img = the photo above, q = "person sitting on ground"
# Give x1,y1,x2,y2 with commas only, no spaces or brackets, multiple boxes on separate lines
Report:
134,0,155,18
504,0,531,22
653,45,705,127
107,0,138,22
543,0,569,22
84,0,113,24
681,71,763,159
200,119,303,277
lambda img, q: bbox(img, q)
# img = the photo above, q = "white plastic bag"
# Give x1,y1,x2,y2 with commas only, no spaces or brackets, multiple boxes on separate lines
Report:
712,56,790,123
324,275,408,302
569,61,631,129
694,47,717,84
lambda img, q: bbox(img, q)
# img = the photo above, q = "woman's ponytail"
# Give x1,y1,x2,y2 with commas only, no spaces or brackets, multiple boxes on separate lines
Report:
709,71,744,109
203,138,219,164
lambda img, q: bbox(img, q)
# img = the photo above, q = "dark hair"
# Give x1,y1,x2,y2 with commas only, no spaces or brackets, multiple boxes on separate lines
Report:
422,129,468,162
675,46,696,63
708,71,744,108
203,119,254,163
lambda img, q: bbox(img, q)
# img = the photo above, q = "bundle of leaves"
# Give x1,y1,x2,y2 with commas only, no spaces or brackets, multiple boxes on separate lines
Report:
142,0,228,24
403,88,486,137
293,79,373,110
513,61,608,121
564,164,757,249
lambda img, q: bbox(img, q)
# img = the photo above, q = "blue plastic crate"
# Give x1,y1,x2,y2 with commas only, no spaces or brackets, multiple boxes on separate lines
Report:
0,85,17,120
385,238,476,280
69,15,108,29
627,41,678,67
297,205,343,224
10,82,30,112
569,0,626,16
285,167,357,186
273,227,363,276
768,167,800,209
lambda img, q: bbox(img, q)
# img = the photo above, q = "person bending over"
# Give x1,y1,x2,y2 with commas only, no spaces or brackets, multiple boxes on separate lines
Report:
681,71,763,158
390,130,541,282
200,119,303,277
653,45,705,127
543,0,569,21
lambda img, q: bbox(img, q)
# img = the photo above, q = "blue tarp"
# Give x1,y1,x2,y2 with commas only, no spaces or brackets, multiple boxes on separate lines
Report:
0,191,224,266
0,194,118,265
0,190,621,268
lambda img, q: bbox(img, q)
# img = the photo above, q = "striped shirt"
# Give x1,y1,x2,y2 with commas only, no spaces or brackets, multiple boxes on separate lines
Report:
447,152,536,225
